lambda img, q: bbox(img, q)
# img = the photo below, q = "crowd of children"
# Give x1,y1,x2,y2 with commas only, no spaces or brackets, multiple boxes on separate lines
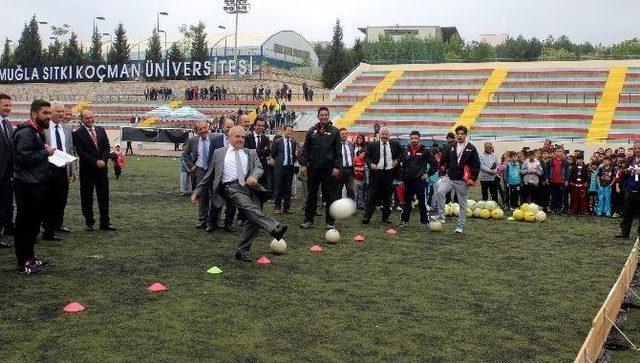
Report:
494,144,634,217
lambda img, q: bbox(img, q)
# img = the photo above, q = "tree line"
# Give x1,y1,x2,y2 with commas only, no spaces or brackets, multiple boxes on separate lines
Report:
318,20,640,88
0,15,211,80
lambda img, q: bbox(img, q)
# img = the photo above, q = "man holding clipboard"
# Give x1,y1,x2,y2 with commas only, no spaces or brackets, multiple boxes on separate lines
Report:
42,103,76,241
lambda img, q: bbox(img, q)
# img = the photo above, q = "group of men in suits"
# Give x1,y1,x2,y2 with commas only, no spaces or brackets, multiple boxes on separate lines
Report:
0,94,115,274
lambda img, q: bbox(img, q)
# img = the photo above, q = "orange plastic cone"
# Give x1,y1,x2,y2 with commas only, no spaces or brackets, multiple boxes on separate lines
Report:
147,282,168,292
309,245,324,253
256,256,271,265
353,234,365,243
63,302,85,313
386,228,397,235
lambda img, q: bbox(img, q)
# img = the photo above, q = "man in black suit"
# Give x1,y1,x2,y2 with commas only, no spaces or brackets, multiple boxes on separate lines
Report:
363,127,402,224
0,93,15,246
271,125,297,214
182,121,217,229
337,128,356,200
206,118,237,232
244,117,271,190
73,110,116,231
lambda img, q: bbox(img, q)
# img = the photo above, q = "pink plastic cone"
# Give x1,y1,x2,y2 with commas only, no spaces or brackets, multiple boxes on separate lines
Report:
147,282,168,292
63,302,85,313
309,245,324,253
256,256,271,265
353,234,365,243
386,228,397,235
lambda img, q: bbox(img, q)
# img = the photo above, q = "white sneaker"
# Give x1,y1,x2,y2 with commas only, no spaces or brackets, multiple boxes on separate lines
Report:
455,227,463,234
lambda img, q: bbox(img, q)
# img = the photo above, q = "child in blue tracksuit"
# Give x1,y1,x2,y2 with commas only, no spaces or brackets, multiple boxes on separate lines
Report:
588,162,599,215
597,156,615,216
504,151,522,209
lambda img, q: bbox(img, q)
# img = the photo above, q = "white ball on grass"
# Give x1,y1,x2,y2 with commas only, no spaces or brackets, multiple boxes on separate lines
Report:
270,239,287,254
325,229,340,243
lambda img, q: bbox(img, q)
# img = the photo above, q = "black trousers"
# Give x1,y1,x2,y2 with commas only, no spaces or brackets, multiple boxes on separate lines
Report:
207,203,236,229
125,141,133,155
620,190,640,237
14,181,46,267
480,180,498,202
364,169,393,222
80,170,110,227
337,167,355,200
0,169,14,234
401,178,428,224
304,167,337,224
274,166,294,211
508,185,520,208
42,167,69,235
521,184,538,204
114,166,122,179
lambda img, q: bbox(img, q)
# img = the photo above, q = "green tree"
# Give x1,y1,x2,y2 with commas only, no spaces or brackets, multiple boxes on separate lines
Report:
179,21,208,63
62,32,84,66
146,29,162,63
314,43,330,67
168,43,185,62
444,33,465,61
609,38,640,59
464,41,496,62
45,38,63,65
0,38,14,68
349,38,364,68
14,15,43,67
322,19,350,88
88,27,104,65
107,23,130,64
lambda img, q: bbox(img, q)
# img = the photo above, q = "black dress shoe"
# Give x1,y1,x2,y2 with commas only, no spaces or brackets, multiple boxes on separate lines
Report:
615,234,630,239
270,224,288,241
42,234,62,241
195,222,205,229
235,252,252,262
223,225,236,233
86,224,95,231
381,220,392,224
99,225,117,231
57,227,71,233
205,225,217,233
361,219,370,225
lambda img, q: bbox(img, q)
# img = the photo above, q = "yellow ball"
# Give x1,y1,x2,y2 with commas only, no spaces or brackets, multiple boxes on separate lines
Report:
513,209,524,221
521,203,530,212
466,208,473,217
535,211,547,222
524,211,535,222
491,209,504,219
480,209,491,219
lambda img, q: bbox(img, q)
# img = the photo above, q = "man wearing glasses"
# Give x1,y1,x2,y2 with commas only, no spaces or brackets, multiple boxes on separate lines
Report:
433,125,480,234
616,141,640,239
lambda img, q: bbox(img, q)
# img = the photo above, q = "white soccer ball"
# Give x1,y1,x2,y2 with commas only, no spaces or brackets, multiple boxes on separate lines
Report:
428,221,443,231
270,239,287,254
453,205,461,216
467,199,476,209
534,211,547,222
528,203,540,214
325,229,340,243
329,198,357,220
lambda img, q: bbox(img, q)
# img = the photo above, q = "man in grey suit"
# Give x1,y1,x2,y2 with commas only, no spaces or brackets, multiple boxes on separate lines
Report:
0,93,14,247
337,127,356,200
182,121,218,228
191,125,287,262
42,103,76,241
270,125,297,214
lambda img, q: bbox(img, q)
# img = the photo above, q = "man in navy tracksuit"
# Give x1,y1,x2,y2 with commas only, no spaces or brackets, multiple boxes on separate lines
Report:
398,131,437,228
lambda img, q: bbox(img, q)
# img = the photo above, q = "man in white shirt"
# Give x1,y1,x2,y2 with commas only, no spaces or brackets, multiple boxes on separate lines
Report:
337,128,356,200
192,126,287,262
42,103,75,240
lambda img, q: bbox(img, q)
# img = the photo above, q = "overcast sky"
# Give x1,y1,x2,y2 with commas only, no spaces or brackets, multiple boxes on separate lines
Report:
1,0,639,47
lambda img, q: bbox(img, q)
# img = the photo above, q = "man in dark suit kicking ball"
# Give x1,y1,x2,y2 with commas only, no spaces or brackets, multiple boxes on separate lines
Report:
191,126,287,262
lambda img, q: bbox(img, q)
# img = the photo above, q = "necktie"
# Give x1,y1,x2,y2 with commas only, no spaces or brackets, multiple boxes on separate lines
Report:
1,118,10,149
201,137,208,169
383,142,388,170
55,125,63,151
88,127,98,148
234,149,245,186
256,134,261,147
286,139,292,166
342,143,347,167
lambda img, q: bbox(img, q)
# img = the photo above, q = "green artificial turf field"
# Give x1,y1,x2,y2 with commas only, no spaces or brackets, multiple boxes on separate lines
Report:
0,157,635,361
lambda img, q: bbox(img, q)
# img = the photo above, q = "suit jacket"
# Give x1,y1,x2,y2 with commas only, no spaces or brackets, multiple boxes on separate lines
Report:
441,142,480,181
45,122,75,178
244,132,271,165
270,136,297,174
339,140,356,168
72,125,110,174
365,140,403,170
182,133,217,169
194,147,266,209
0,117,14,179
